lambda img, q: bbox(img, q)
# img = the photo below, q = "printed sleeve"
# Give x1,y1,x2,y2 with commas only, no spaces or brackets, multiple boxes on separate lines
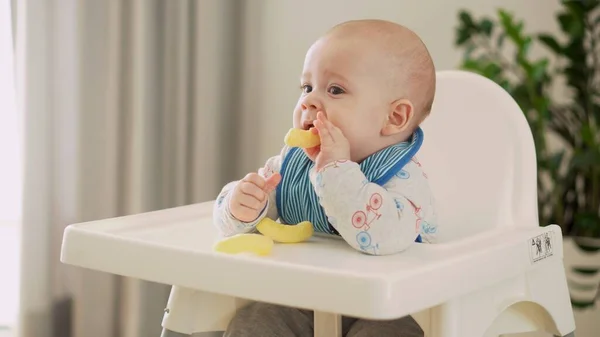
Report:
309,159,434,255
212,146,290,236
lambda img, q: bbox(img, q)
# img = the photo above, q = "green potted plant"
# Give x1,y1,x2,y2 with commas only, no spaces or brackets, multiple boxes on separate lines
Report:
453,0,600,313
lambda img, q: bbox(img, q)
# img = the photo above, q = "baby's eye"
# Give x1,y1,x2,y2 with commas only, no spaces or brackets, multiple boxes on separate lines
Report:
328,86,345,95
301,84,313,94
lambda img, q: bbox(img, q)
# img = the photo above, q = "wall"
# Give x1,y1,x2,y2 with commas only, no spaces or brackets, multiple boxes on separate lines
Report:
239,0,562,173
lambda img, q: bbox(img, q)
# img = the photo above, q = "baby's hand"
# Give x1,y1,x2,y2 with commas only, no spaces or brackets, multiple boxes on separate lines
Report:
312,111,351,170
229,172,281,223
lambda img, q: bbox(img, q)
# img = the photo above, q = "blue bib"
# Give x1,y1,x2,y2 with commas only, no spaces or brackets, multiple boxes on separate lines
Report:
276,127,424,236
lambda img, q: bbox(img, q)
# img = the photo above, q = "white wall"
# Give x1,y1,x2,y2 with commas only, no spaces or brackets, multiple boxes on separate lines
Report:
241,0,562,171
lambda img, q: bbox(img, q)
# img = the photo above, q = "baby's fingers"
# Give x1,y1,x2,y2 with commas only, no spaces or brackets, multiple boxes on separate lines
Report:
237,193,264,210
319,112,345,142
239,181,266,201
263,173,281,194
314,115,333,144
242,173,266,189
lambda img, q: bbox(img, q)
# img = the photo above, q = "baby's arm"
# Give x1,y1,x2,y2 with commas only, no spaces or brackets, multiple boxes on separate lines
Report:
213,148,287,236
310,160,423,256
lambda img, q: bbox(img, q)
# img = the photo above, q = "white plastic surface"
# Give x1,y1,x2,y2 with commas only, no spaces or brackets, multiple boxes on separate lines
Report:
161,285,249,334
60,70,575,336
60,201,568,321
419,70,539,242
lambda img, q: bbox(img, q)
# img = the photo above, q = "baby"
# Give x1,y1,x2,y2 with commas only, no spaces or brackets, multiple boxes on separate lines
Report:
214,19,437,337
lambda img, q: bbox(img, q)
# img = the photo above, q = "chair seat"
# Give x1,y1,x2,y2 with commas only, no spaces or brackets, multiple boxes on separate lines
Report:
60,200,564,321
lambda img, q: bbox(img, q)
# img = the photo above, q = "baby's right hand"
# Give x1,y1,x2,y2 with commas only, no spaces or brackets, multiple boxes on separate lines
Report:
229,172,281,223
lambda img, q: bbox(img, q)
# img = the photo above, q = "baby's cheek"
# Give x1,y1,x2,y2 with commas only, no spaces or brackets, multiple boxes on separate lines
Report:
292,108,302,128
346,123,370,141
343,130,363,150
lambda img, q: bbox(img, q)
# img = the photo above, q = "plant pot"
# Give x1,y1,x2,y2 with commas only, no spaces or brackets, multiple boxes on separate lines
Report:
563,236,600,337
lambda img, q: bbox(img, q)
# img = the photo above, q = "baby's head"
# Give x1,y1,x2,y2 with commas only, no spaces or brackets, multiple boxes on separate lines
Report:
293,19,435,162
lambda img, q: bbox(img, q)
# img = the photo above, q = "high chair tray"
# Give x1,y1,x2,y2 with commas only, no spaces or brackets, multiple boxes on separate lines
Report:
60,201,563,320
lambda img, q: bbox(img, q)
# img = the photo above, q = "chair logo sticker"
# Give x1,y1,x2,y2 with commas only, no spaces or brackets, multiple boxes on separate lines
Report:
529,232,554,263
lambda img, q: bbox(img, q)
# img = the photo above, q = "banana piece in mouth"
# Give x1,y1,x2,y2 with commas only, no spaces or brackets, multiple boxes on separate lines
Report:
284,128,321,149
256,218,314,243
213,233,274,256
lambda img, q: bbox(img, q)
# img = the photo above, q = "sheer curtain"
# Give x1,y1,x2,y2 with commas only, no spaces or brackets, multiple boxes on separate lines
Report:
15,0,255,336
0,0,21,329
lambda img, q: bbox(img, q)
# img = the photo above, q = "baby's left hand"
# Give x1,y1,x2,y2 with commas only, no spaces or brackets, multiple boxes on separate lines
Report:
310,111,351,170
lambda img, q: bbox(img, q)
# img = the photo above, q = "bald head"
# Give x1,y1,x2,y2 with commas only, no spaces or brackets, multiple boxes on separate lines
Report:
325,20,436,122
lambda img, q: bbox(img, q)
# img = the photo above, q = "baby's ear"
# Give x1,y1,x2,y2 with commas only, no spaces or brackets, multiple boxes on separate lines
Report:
381,99,414,136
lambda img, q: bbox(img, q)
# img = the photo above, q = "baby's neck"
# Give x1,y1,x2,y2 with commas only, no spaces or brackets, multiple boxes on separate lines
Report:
354,131,413,163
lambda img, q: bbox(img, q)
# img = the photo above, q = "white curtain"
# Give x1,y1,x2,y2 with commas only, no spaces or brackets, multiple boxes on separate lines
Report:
0,0,21,329
16,0,246,336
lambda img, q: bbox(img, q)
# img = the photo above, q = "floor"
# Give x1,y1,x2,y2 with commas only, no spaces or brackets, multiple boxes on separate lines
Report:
0,225,19,337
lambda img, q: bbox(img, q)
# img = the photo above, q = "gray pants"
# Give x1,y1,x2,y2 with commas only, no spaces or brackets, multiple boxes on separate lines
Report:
224,302,423,337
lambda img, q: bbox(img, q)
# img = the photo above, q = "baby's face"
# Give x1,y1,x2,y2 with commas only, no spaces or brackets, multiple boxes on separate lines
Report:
293,36,394,162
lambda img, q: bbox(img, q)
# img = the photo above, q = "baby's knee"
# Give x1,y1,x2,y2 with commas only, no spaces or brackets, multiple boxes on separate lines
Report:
225,302,313,337
346,316,423,337
236,302,283,319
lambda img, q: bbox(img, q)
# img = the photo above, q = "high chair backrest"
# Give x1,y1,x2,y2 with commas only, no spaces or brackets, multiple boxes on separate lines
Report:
418,70,539,242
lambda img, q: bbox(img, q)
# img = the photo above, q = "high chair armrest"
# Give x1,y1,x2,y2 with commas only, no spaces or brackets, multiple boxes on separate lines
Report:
61,201,564,320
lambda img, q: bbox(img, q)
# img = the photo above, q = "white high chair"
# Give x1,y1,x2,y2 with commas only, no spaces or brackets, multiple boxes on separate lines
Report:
60,70,576,337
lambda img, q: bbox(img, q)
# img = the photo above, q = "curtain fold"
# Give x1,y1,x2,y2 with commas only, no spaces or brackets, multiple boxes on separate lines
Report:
17,1,243,336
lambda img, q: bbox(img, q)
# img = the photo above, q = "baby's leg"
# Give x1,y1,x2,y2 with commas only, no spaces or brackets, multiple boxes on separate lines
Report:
224,302,312,337
345,316,423,337
224,302,358,337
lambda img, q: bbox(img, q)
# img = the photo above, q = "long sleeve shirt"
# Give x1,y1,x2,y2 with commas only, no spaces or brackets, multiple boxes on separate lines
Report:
213,144,438,256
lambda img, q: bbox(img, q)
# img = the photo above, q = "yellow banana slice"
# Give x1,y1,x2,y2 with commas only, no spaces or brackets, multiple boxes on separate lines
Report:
256,218,314,243
213,233,274,256
284,128,321,148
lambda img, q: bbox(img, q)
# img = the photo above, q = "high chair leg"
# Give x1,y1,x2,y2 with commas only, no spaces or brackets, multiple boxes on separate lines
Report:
162,285,245,335
430,299,461,337
313,311,342,337
558,333,575,337
160,329,190,337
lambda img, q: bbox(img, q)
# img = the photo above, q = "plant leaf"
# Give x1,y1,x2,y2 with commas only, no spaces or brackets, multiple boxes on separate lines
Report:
571,149,600,169
483,62,503,79
558,12,584,38
480,18,494,37
583,0,599,11
496,33,506,48
581,124,597,148
455,26,472,46
462,43,477,59
456,10,477,46
564,1,585,20
548,150,566,174
532,58,549,82
538,34,563,54
520,36,532,57
461,59,485,72
458,10,476,30
498,9,522,44
573,212,600,238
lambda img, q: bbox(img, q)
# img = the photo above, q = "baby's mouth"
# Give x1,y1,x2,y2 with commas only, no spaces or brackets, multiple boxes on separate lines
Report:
302,120,315,130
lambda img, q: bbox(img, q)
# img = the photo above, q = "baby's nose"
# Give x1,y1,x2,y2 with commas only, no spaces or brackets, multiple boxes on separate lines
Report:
303,108,322,121
301,92,323,111
301,101,319,111
302,103,315,110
